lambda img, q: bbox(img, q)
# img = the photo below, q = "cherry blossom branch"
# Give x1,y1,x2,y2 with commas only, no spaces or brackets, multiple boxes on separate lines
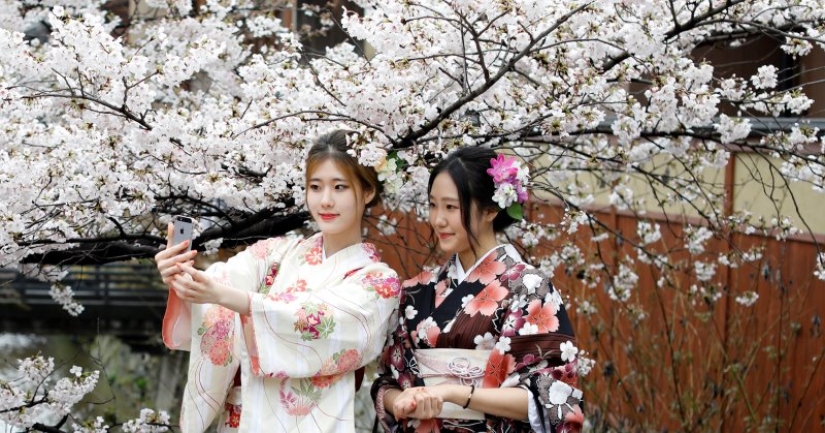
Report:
19,209,309,265
21,89,153,131
398,1,596,148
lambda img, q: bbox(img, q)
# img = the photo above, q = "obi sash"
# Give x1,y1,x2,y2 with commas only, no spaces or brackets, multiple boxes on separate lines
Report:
413,348,492,420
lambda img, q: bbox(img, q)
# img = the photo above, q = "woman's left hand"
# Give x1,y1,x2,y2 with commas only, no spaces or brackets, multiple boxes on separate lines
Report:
391,387,443,420
171,264,223,305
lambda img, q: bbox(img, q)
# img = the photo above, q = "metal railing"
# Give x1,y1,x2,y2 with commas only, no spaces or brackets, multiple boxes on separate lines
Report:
0,263,169,336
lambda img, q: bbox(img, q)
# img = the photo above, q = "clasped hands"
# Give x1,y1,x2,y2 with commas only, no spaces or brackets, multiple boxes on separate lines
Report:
391,386,449,421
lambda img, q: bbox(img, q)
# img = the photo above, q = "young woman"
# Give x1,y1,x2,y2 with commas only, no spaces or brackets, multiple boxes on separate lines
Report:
371,147,583,432
155,130,401,433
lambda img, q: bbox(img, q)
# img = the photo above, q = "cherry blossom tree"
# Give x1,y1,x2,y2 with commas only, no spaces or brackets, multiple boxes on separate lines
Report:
2,0,825,431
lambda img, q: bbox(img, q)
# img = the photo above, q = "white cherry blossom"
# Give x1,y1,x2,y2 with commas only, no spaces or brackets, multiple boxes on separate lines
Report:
559,341,578,362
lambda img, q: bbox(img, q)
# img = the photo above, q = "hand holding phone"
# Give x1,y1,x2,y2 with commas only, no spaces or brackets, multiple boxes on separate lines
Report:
172,215,195,252
156,215,197,286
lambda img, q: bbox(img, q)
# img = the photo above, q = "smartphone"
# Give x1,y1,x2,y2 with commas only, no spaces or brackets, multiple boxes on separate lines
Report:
172,215,195,251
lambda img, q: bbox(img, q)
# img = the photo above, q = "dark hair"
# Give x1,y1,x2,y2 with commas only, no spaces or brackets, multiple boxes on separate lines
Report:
427,147,517,248
305,130,382,208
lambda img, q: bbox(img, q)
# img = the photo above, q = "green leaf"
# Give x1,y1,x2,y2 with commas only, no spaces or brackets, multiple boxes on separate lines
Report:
301,302,318,315
507,203,523,220
388,151,407,170
317,316,336,338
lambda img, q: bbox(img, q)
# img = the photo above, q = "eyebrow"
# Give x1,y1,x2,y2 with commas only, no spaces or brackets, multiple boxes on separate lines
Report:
429,195,459,202
309,177,350,183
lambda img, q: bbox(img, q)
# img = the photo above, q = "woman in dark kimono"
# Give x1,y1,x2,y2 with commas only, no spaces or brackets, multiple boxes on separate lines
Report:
372,147,583,432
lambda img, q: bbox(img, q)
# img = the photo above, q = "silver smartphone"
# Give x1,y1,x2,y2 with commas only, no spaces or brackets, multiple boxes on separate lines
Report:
172,215,195,252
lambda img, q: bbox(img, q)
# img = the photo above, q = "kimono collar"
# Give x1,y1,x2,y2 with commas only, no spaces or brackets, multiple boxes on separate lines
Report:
311,233,380,269
452,244,523,284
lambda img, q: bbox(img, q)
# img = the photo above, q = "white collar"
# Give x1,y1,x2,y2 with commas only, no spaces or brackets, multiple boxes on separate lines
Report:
453,244,522,284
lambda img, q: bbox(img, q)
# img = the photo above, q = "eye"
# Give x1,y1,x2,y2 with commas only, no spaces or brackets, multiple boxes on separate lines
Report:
309,184,320,191
446,204,458,211
335,184,348,190
428,202,435,209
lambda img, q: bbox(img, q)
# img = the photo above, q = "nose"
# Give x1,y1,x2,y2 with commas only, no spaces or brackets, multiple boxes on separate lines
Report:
320,187,334,208
430,208,445,228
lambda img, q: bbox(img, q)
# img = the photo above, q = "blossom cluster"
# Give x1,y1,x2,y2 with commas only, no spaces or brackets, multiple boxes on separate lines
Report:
0,356,98,430
121,409,171,433
49,283,84,316
0,1,821,278
816,253,825,281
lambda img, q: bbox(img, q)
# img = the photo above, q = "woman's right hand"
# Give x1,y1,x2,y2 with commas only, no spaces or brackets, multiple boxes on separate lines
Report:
391,387,443,421
154,222,198,286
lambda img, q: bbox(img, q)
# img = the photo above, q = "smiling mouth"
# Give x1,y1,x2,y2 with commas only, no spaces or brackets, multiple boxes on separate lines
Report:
438,233,453,239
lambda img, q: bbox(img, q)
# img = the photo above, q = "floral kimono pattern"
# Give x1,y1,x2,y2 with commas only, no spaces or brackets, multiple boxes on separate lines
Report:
163,233,401,433
372,245,583,432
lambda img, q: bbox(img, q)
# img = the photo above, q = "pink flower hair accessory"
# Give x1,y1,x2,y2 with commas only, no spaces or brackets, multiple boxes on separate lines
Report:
486,154,529,220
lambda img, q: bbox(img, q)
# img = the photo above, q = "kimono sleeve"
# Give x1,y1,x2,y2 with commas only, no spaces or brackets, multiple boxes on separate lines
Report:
241,261,401,378
493,267,584,432
370,286,413,432
371,285,416,389
161,236,295,350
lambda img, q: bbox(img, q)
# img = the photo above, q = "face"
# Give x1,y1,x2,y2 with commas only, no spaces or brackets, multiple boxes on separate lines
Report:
306,159,373,241
428,172,491,260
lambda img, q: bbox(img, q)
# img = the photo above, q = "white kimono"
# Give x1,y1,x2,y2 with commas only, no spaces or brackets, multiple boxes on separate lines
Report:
162,233,401,432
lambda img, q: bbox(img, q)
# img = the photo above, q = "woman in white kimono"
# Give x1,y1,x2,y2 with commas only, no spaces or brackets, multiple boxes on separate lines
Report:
155,130,401,433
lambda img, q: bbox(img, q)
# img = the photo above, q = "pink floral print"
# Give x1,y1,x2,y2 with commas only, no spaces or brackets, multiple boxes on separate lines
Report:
362,243,381,262
413,317,441,347
465,280,508,316
266,292,297,303
224,403,241,428
286,278,307,293
198,306,235,366
559,405,584,433
483,348,516,388
304,247,323,265
364,273,402,299
524,299,560,333
247,239,272,259
282,378,323,416
310,373,342,389
311,349,363,388
500,263,526,282
403,271,434,288
465,253,506,284
259,263,279,294
303,236,324,265
335,348,362,372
